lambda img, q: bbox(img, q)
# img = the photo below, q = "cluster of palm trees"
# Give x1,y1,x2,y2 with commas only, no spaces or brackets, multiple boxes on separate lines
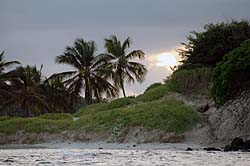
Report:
0,35,147,116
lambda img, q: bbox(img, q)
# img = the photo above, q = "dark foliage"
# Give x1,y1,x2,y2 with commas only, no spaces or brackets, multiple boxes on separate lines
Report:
211,39,250,107
179,20,250,69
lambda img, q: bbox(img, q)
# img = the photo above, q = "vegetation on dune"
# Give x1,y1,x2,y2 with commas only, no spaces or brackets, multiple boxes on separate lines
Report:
212,39,250,107
178,20,250,70
144,82,162,93
72,98,200,133
136,84,170,102
75,97,136,117
39,113,73,120
176,19,250,107
0,117,72,134
167,67,212,95
0,83,201,135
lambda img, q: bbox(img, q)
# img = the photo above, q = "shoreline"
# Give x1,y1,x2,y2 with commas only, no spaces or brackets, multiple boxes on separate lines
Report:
0,142,204,150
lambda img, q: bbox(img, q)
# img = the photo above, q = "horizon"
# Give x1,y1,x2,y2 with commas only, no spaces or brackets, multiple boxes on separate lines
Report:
1,0,250,96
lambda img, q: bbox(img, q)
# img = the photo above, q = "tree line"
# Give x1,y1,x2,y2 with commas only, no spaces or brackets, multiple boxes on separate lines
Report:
0,35,147,116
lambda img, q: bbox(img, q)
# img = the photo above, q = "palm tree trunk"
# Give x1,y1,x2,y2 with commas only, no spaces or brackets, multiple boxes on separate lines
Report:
119,75,126,97
94,88,101,103
85,77,92,104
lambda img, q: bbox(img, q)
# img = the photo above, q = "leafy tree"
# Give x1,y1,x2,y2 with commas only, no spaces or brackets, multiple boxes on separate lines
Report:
56,38,117,104
103,35,147,97
179,20,250,69
211,39,250,107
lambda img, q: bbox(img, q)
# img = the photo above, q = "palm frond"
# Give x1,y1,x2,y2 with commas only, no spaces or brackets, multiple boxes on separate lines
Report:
126,50,145,59
122,37,131,51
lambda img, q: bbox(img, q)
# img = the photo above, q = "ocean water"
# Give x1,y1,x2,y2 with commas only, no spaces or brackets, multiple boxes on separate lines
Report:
0,144,249,166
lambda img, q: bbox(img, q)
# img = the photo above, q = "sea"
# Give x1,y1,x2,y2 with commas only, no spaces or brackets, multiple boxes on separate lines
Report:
0,143,249,166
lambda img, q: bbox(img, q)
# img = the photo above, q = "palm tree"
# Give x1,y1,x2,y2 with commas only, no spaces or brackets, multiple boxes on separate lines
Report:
0,51,20,109
42,76,73,113
103,35,147,97
9,65,49,116
56,38,117,105
6,65,74,116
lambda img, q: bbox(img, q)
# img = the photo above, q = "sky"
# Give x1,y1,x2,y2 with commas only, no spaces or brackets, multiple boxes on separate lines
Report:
1,0,250,96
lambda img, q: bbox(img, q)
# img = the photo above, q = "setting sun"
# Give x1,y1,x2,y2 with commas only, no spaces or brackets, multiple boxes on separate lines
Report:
155,53,177,67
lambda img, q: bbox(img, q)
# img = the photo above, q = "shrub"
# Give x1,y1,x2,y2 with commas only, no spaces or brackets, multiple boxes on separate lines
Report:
167,67,212,95
211,39,250,107
144,83,162,93
136,84,169,102
74,102,109,117
108,97,136,109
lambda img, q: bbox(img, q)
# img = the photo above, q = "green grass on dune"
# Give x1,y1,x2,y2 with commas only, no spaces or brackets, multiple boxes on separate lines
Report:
72,98,201,133
0,116,73,134
39,113,73,120
75,97,136,117
135,84,170,102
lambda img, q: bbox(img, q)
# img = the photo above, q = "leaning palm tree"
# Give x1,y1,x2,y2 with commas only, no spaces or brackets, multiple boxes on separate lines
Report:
103,35,147,97
56,38,117,104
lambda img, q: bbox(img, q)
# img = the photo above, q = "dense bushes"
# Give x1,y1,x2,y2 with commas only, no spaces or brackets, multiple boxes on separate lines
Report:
179,20,250,69
211,39,250,107
167,68,212,95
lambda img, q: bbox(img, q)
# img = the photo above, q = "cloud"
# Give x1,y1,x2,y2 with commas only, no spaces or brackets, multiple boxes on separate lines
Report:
1,0,250,96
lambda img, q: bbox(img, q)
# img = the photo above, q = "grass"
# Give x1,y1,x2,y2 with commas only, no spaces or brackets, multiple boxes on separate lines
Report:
72,98,201,133
0,116,11,121
75,97,136,117
39,113,73,120
0,80,203,135
0,117,73,134
135,84,170,102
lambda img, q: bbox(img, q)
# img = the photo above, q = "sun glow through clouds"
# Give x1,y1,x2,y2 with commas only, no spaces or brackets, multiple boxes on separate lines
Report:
147,51,179,69
156,53,177,67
